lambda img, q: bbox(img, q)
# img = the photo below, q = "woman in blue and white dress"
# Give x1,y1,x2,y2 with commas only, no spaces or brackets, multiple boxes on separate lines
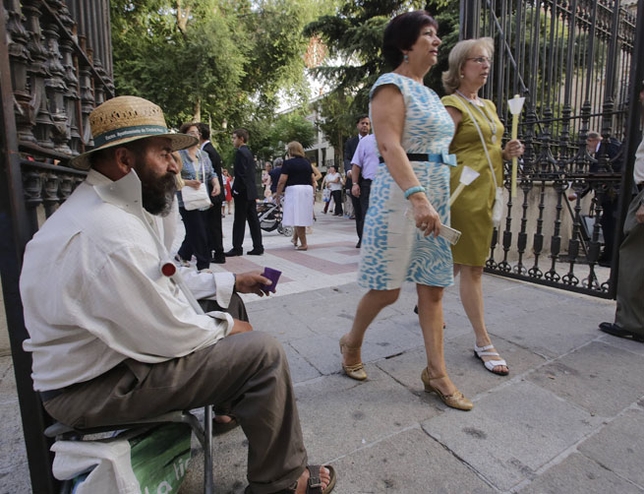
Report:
339,10,473,411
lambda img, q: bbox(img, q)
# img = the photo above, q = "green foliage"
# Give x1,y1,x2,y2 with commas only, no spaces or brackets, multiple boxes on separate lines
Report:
424,0,460,95
111,0,333,150
271,113,316,149
241,112,316,160
303,0,460,114
111,0,246,132
302,0,459,159
314,89,356,164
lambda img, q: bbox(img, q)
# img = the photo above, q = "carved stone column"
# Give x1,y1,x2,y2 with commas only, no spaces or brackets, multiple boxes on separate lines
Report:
5,0,37,144
60,38,81,156
22,0,54,149
42,21,71,154
42,173,61,218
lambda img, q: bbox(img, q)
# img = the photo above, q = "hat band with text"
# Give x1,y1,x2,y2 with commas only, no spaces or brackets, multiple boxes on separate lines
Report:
93,124,169,147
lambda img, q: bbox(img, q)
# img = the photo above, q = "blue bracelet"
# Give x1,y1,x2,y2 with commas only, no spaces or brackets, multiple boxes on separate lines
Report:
404,185,426,199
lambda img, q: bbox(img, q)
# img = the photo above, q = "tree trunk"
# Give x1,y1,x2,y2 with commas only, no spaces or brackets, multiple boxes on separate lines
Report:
175,1,190,36
193,98,201,123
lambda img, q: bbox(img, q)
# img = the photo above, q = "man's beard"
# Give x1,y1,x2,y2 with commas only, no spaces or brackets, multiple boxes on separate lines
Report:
133,160,177,216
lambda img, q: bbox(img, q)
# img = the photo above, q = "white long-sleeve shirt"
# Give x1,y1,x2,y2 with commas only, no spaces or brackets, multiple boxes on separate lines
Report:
634,137,644,185
21,169,234,391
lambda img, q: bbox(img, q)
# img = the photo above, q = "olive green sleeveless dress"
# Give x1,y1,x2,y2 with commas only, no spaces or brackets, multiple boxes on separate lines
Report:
442,94,504,266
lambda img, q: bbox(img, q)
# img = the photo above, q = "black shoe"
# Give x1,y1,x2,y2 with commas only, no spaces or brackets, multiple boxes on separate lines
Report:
224,249,242,257
597,254,612,267
599,322,644,342
356,240,361,248
211,255,226,264
247,249,264,256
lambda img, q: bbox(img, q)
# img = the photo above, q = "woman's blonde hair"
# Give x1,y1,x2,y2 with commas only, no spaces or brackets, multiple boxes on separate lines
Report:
442,37,494,95
287,141,305,158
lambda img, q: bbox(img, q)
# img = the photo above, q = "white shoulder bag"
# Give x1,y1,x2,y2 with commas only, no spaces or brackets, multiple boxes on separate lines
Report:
182,158,212,211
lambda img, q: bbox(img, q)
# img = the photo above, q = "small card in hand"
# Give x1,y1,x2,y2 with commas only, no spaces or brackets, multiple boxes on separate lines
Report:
261,267,282,294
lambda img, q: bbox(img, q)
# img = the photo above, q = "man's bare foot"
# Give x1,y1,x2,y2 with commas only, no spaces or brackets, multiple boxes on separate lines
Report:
212,414,239,435
214,415,233,424
294,465,335,494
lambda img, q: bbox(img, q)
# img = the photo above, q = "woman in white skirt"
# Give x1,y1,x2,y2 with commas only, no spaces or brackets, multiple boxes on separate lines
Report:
275,141,317,250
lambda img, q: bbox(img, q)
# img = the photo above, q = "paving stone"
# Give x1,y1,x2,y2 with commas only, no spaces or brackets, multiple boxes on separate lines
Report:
0,401,29,494
517,452,644,494
527,341,644,417
422,381,602,492
577,408,644,488
329,428,496,494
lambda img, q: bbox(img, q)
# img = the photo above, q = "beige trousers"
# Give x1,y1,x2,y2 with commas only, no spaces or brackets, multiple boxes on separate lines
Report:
44,330,307,494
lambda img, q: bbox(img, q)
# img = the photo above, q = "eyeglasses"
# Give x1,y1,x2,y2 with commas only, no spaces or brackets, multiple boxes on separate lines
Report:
466,56,492,65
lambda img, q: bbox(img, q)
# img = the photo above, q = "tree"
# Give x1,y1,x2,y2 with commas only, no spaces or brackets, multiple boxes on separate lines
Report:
111,0,246,131
303,0,459,117
110,0,334,150
241,112,316,161
303,0,458,160
314,89,356,165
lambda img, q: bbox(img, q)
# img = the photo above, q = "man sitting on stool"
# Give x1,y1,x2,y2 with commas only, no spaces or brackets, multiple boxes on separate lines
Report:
20,96,336,494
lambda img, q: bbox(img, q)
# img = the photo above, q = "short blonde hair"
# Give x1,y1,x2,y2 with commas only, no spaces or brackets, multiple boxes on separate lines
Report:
287,141,305,158
442,37,494,95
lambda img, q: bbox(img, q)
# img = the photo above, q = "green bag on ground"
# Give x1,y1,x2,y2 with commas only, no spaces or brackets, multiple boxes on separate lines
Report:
128,423,192,493
52,422,192,494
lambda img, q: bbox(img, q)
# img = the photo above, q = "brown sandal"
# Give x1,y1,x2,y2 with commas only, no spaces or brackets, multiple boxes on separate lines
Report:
300,465,336,494
245,465,336,494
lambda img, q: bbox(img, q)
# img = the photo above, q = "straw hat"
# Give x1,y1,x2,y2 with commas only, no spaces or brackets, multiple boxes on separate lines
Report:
70,96,197,170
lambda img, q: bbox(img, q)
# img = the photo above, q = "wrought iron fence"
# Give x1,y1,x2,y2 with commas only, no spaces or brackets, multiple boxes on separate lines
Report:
1,1,113,491
462,0,640,298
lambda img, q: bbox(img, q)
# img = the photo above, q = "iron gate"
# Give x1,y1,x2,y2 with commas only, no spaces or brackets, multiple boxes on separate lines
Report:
461,0,643,298
1,1,113,491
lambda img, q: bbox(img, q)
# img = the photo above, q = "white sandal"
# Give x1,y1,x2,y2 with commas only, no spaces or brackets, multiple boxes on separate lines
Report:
474,344,509,376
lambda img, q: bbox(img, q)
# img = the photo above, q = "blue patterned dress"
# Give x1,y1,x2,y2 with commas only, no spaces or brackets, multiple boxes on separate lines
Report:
358,73,456,290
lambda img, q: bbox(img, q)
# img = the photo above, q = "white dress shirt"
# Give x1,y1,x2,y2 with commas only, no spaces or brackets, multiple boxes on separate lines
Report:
21,169,234,391
633,137,644,185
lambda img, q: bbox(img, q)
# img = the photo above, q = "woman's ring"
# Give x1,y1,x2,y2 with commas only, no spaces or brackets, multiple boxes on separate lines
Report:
420,223,428,229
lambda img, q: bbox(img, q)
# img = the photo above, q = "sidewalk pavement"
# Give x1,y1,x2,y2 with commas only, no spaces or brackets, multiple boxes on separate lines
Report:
2,209,643,493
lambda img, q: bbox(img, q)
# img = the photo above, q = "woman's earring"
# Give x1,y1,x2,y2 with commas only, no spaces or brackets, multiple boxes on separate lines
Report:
460,74,464,78
404,53,409,63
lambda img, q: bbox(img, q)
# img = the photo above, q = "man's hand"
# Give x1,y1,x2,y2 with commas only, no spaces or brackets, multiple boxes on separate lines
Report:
636,203,644,224
228,319,253,335
351,183,361,197
235,272,271,296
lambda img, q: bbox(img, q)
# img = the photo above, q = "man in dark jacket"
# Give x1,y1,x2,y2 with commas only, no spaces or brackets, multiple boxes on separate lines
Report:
269,157,283,195
197,122,226,264
226,128,264,256
571,131,623,265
